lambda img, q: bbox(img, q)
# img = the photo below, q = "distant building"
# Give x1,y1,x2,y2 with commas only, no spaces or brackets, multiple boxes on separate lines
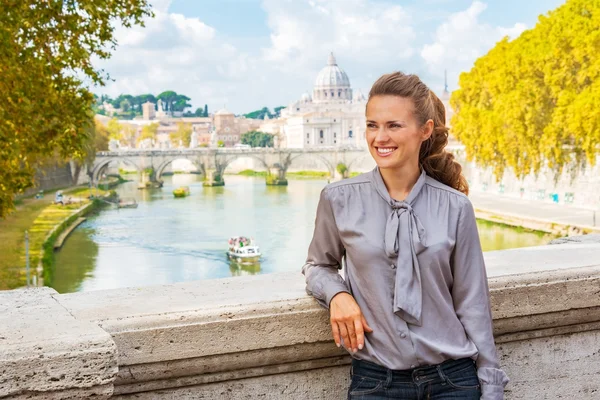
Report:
142,101,156,120
262,53,367,149
213,108,261,147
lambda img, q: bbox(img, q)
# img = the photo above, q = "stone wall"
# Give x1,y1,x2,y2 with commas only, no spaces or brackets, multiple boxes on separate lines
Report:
20,162,76,197
1,243,600,399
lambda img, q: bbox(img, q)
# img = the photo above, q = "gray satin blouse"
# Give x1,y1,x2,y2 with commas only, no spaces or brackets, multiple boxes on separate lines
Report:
302,168,509,399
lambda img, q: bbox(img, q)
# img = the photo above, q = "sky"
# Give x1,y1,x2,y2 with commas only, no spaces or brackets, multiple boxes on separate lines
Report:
94,0,566,114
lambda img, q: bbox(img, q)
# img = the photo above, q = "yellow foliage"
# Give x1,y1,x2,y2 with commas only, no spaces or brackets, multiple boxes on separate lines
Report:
450,0,600,180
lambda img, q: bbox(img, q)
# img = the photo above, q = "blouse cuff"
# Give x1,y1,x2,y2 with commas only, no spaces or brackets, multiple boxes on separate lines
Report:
323,283,350,309
478,367,509,400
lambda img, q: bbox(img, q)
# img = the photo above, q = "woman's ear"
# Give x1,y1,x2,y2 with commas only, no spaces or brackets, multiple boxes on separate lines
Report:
422,119,434,142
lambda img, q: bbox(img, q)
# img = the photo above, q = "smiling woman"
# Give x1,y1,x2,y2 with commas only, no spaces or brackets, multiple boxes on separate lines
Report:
302,72,509,399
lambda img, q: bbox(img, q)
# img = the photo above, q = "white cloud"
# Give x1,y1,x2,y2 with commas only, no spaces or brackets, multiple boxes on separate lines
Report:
261,0,415,77
95,0,252,111
420,1,527,89
93,0,533,113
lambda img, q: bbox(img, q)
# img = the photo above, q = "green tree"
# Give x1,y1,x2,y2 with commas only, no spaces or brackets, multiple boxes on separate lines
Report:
169,123,193,147
0,0,152,217
157,90,178,112
241,131,274,148
120,99,131,112
450,0,600,180
204,104,209,117
273,106,286,117
172,94,192,112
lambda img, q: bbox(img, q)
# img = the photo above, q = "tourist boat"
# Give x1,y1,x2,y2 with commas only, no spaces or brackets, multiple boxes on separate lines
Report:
118,199,138,209
227,236,261,263
173,186,190,198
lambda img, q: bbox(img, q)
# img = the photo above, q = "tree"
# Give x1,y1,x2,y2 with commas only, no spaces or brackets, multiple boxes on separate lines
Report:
0,0,152,217
450,0,600,181
204,104,209,117
120,99,131,112
106,118,123,141
169,123,193,148
273,106,286,117
121,124,137,148
244,107,270,120
172,94,192,112
241,131,274,148
138,123,159,145
135,94,157,112
243,106,285,120
157,90,178,112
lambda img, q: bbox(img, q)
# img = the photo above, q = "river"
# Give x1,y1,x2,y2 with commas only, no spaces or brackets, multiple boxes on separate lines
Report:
51,174,552,294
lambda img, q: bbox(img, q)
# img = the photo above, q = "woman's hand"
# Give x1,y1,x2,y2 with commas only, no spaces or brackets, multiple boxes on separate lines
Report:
329,292,373,353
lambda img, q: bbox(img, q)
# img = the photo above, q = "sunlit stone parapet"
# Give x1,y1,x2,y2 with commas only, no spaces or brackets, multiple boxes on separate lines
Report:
0,287,117,399
2,243,600,399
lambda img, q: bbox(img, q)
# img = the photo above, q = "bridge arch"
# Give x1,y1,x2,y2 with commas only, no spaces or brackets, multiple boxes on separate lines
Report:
346,152,374,173
219,154,270,175
92,157,141,182
155,157,203,182
288,152,336,178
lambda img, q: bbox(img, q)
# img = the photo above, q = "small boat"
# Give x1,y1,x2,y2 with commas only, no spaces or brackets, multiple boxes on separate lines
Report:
118,199,138,209
173,186,190,198
227,236,261,263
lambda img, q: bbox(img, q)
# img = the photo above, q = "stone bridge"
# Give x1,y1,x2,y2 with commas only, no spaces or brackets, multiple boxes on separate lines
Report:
90,147,371,187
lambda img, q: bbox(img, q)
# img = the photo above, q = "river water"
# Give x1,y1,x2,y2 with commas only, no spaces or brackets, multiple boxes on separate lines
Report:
52,174,552,294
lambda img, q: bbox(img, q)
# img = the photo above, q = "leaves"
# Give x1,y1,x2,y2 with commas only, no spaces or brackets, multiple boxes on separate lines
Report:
450,0,600,181
241,131,274,148
169,123,193,148
0,0,152,217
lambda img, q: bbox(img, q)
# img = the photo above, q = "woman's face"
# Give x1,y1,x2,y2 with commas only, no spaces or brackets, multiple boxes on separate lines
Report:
365,95,432,171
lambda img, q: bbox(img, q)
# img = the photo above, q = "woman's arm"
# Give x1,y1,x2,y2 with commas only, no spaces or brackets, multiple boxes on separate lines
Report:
451,198,509,400
302,187,349,308
302,187,372,352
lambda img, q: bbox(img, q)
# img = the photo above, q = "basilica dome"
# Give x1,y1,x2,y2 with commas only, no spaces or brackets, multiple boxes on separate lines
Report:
313,53,353,103
314,53,351,88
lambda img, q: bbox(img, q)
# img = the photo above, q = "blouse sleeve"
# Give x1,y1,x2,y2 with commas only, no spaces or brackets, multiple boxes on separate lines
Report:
451,198,509,399
302,187,349,309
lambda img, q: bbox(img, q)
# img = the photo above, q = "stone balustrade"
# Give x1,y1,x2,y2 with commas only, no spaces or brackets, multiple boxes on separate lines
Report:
2,243,600,399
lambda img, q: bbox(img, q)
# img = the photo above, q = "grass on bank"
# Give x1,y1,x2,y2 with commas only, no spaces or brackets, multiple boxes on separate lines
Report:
0,186,108,290
236,169,330,179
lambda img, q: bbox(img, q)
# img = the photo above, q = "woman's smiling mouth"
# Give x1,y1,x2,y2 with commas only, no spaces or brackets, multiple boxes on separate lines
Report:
376,147,397,157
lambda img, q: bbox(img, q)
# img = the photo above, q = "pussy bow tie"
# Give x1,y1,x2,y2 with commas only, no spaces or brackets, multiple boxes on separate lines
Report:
384,200,427,326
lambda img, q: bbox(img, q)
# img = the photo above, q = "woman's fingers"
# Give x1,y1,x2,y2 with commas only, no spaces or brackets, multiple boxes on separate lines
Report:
331,319,341,347
338,322,350,350
354,318,365,350
346,320,358,352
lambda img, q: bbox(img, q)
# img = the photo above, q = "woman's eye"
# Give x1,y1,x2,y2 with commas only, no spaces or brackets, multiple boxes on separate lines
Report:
390,123,401,128
367,123,377,128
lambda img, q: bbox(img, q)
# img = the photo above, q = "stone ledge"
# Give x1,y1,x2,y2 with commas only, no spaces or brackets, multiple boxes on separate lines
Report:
0,287,118,399
51,244,600,398
4,243,600,399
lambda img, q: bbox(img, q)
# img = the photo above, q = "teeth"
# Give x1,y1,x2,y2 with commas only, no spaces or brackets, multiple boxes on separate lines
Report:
378,148,396,154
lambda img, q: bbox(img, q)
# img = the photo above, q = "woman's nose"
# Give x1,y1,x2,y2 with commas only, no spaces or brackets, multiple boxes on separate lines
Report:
374,127,390,143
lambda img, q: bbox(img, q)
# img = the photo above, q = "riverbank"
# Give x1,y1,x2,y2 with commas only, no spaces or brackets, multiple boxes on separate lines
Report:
470,191,600,235
0,186,110,290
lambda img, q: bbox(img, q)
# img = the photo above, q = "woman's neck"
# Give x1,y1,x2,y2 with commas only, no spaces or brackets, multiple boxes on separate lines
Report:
379,163,421,201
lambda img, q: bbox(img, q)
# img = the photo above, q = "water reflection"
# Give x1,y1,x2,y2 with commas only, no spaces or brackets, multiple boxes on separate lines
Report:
51,174,554,293
229,260,262,276
52,227,99,293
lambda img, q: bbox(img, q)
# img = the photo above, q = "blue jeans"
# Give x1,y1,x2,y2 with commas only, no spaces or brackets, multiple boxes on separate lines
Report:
348,358,481,399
